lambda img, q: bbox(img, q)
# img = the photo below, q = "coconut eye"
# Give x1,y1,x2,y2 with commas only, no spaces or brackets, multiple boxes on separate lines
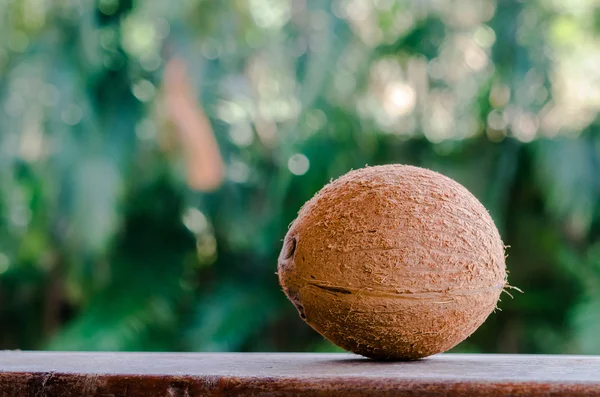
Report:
282,236,296,260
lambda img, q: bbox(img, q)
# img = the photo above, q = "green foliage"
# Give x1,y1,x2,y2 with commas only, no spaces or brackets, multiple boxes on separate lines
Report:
1,0,600,355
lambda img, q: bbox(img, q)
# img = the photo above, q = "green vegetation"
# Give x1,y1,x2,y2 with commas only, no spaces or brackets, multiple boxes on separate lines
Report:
1,0,600,354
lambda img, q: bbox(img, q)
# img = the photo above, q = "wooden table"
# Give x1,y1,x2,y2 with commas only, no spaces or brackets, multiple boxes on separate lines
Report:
0,352,599,396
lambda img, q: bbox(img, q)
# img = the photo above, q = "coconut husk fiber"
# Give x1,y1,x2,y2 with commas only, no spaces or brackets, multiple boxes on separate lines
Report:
278,165,507,360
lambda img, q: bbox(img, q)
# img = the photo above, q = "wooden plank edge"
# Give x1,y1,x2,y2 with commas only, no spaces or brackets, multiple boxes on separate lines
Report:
1,372,600,397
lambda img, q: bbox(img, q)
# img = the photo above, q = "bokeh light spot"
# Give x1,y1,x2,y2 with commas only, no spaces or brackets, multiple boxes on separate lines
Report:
229,122,255,147
473,25,496,48
135,119,157,141
98,0,119,15
512,112,538,142
228,160,251,183
132,80,156,102
140,52,162,71
61,104,83,125
288,153,310,175
121,17,157,57
487,109,507,131
182,208,209,234
489,83,511,108
249,0,292,30
384,82,416,117
100,28,118,50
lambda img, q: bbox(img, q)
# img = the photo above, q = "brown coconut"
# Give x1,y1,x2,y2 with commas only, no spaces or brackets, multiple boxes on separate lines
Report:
278,164,507,360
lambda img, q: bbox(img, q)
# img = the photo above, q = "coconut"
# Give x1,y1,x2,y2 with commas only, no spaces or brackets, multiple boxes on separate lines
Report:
278,164,507,360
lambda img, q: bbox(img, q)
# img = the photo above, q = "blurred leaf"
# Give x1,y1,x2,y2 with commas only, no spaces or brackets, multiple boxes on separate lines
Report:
70,157,122,256
186,283,278,352
573,299,600,354
532,138,598,239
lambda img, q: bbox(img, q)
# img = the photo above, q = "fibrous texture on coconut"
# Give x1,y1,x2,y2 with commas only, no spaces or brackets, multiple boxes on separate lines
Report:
278,165,507,360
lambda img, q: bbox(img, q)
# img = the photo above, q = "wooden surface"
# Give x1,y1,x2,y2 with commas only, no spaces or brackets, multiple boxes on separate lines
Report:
0,352,599,396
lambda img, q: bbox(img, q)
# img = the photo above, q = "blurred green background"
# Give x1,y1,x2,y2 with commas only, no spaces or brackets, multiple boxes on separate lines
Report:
1,0,600,355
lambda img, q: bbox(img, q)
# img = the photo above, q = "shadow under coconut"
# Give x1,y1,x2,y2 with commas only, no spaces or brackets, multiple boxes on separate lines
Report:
295,355,435,380
319,356,432,366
